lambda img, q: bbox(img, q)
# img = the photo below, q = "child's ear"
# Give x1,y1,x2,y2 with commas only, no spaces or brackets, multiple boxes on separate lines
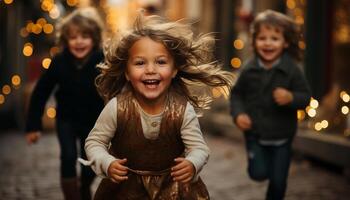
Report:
125,72,130,81
172,69,178,78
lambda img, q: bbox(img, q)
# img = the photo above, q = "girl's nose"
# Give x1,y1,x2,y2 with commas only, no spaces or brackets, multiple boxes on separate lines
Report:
145,63,156,73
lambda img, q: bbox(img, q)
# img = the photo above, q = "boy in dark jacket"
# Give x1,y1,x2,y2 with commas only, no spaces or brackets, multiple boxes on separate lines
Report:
230,10,311,200
25,8,104,200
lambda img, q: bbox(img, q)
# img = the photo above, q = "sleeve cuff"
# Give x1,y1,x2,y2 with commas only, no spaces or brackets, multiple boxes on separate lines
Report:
101,155,118,178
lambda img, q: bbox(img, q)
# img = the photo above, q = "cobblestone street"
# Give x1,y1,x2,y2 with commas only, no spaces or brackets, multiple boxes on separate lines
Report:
1,131,349,200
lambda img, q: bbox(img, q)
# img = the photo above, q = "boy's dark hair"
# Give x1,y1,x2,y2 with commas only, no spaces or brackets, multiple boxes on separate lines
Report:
56,7,104,49
251,9,302,61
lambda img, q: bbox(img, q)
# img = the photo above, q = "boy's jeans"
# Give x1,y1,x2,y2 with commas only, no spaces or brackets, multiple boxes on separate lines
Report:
244,133,292,200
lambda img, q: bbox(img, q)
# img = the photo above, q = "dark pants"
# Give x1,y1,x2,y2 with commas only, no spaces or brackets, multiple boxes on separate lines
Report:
244,135,292,200
56,120,95,199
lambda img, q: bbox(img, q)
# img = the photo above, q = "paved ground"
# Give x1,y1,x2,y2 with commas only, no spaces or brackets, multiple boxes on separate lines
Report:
0,131,349,200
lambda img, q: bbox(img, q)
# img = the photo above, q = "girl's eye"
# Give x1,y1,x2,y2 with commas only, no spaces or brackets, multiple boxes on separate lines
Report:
156,60,167,65
135,61,145,65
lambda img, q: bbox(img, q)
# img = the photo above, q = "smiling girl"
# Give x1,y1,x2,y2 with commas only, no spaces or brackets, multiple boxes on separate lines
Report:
83,14,233,199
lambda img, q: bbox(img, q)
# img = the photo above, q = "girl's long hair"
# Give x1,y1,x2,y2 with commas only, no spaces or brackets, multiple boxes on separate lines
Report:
96,14,234,111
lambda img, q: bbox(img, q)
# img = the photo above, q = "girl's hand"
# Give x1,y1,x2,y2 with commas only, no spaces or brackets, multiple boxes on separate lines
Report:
26,131,41,145
235,114,252,131
171,157,194,183
107,158,128,183
273,87,293,105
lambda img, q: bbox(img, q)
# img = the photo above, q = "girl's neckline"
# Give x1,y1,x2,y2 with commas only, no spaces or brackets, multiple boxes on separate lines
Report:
133,93,169,116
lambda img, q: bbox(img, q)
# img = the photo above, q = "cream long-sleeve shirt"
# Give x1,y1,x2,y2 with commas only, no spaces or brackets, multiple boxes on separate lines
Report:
84,97,210,180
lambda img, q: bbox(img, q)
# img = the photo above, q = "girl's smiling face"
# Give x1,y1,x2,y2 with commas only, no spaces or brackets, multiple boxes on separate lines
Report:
254,24,289,68
126,37,177,110
67,26,94,60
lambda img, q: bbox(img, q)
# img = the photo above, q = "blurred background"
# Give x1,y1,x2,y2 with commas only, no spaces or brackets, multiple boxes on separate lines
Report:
0,0,350,199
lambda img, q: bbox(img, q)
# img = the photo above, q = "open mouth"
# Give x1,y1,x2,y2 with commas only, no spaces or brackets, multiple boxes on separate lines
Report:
262,49,275,54
75,48,87,53
142,79,160,89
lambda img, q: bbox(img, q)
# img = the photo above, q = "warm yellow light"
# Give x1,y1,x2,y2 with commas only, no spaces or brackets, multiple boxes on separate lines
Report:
233,39,244,50
231,57,241,69
41,0,54,12
297,110,306,121
49,6,60,19
32,24,42,34
314,122,322,131
36,18,47,26
286,0,296,9
310,99,319,109
20,28,29,37
342,93,350,103
50,46,60,57
4,0,14,4
42,58,52,69
26,22,34,33
0,94,5,104
2,85,11,95
307,108,316,117
341,106,349,115
67,0,79,7
46,107,56,119
23,45,33,57
321,120,328,129
340,91,347,98
11,75,21,86
295,16,304,25
298,41,306,50
43,24,54,34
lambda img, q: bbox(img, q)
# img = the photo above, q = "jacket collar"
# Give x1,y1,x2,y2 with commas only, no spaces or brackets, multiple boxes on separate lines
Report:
245,53,296,74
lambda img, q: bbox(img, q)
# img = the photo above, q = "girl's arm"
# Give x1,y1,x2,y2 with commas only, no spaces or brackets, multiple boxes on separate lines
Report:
180,102,210,180
84,98,118,177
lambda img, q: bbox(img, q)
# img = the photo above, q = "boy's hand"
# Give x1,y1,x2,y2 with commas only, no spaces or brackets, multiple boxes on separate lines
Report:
235,114,252,131
107,158,128,183
273,87,293,105
26,131,41,145
171,158,194,183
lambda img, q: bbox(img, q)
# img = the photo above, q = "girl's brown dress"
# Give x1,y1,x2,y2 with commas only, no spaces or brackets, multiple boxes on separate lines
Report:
94,90,209,200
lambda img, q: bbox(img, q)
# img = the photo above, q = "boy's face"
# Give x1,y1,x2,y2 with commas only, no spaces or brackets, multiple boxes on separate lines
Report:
254,24,289,67
67,26,94,60
126,37,177,108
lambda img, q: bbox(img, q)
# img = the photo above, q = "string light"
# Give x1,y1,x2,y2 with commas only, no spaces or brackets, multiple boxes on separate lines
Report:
4,0,14,4
297,110,306,121
310,98,319,109
233,39,244,50
11,75,21,86
43,24,54,34
2,85,11,95
23,43,33,57
42,58,52,69
46,107,56,118
231,57,241,69
341,106,349,115
0,94,5,104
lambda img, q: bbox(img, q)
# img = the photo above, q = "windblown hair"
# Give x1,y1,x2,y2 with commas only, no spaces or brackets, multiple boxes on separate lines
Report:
251,10,302,61
96,14,234,111
56,7,104,49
